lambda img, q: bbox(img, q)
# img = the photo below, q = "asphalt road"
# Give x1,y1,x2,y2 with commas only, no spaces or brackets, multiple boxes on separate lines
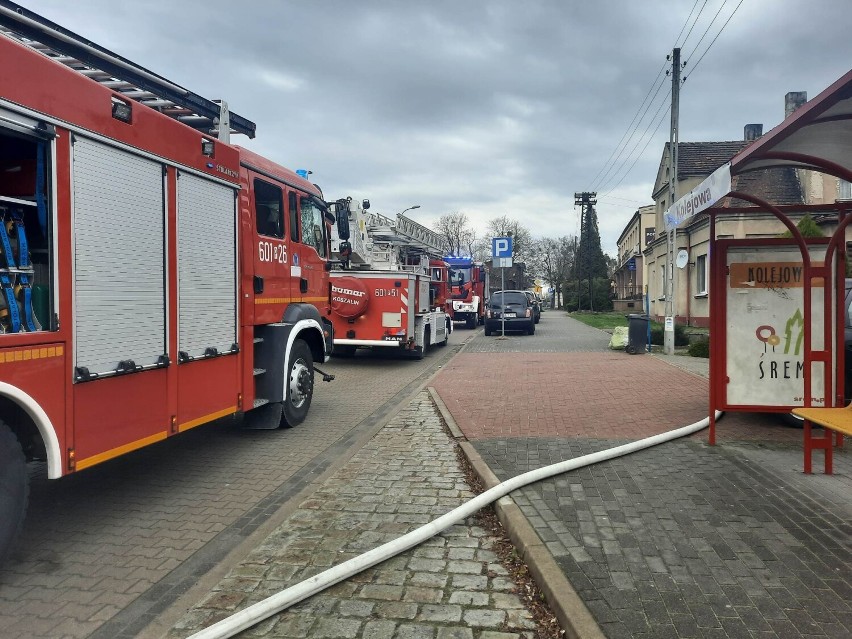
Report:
0,329,470,639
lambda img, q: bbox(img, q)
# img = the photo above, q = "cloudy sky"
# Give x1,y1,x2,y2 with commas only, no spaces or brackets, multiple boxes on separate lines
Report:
16,0,852,255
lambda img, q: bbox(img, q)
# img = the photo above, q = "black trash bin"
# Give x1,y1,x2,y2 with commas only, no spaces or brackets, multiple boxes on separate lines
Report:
625,314,649,354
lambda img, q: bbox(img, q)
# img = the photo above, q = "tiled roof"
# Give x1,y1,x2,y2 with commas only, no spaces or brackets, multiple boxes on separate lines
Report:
724,166,805,206
667,141,750,179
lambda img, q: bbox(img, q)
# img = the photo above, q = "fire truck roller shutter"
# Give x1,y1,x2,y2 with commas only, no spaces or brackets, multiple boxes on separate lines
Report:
330,276,369,319
177,172,237,358
72,137,165,377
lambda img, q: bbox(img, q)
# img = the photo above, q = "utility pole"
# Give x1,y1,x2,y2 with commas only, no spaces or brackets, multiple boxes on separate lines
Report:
664,47,681,355
574,192,597,311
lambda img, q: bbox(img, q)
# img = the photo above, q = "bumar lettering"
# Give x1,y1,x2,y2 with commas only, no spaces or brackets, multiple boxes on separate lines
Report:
747,265,802,286
758,360,804,379
331,285,366,298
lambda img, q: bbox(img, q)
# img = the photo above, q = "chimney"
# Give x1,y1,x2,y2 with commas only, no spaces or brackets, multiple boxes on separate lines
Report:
744,123,763,141
785,91,807,119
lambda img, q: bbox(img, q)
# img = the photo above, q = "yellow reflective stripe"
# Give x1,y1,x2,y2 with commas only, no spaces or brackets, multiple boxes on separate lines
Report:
75,431,168,471
178,406,237,433
0,344,64,363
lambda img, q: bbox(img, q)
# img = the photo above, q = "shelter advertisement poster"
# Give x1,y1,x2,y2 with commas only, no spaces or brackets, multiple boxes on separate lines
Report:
724,244,831,408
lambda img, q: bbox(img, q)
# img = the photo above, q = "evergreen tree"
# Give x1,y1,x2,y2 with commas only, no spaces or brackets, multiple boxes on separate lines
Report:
575,204,608,281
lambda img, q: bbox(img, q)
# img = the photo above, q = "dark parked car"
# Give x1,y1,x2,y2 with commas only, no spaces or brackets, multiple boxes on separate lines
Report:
524,291,542,324
484,290,535,336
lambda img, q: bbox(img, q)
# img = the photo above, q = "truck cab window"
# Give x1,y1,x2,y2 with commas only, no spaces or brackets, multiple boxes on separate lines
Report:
254,179,284,238
300,197,327,258
288,192,299,243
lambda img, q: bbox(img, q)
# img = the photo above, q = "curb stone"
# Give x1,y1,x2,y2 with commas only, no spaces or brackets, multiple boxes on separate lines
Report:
429,386,605,639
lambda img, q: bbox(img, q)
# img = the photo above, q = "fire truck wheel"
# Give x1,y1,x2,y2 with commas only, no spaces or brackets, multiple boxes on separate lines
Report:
0,421,28,563
465,316,476,330
282,339,314,428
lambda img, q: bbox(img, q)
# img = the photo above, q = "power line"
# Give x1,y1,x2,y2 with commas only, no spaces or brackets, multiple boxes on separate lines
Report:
601,102,671,197
683,0,729,66
673,0,702,47
684,0,746,79
592,75,669,191
588,61,667,190
678,0,710,50
598,88,672,194
589,0,707,193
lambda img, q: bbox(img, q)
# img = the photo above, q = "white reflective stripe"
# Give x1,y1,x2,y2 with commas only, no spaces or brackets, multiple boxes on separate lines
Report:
0,382,61,478
401,294,408,306
335,339,400,347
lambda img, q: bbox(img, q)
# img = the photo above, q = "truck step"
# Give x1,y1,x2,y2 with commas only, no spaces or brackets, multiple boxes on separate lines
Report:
253,337,264,344
253,368,266,376
253,398,270,409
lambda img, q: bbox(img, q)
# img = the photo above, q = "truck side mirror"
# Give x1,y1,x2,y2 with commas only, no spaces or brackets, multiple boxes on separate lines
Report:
336,199,351,241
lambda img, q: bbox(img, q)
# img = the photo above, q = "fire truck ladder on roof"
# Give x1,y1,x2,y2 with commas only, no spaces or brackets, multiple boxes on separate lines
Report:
0,0,256,141
366,212,447,259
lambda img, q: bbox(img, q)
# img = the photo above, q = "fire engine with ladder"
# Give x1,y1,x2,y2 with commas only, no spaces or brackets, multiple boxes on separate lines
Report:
328,198,452,358
0,2,336,561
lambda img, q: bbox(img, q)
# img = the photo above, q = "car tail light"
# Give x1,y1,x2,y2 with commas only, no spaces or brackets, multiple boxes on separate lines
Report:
526,308,532,317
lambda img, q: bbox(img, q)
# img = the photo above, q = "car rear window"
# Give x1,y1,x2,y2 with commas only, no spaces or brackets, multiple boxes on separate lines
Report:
491,292,527,305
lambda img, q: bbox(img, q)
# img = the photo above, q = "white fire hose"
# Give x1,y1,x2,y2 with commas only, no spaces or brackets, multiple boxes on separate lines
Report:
188,411,721,639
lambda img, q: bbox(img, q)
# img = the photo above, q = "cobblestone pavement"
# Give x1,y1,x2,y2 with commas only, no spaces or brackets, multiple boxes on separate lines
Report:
164,392,541,639
0,333,468,639
433,311,852,639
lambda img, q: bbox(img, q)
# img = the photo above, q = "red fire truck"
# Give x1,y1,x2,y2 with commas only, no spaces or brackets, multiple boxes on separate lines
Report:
0,3,335,561
329,198,452,358
445,256,490,328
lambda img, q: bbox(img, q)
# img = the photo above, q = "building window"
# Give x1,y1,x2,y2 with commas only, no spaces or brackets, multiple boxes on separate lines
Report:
840,179,852,200
660,264,666,300
696,253,707,295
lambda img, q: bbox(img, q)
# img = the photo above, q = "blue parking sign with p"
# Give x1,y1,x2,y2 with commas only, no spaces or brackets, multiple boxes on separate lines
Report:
492,237,513,258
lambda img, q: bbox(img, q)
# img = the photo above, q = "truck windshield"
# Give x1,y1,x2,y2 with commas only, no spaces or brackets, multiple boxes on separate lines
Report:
300,197,327,258
450,266,472,286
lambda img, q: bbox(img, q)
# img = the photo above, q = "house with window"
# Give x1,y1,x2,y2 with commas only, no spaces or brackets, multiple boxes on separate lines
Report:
612,205,655,312
640,91,852,328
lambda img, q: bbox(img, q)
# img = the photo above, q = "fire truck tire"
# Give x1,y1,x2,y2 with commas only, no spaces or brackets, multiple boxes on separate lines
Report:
0,421,27,563
282,339,314,428
465,316,476,330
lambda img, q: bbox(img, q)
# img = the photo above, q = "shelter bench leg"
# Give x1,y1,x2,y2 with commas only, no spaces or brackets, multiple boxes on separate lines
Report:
803,420,834,475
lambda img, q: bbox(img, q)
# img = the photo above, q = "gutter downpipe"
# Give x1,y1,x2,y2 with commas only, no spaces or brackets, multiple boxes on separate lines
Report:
189,411,723,639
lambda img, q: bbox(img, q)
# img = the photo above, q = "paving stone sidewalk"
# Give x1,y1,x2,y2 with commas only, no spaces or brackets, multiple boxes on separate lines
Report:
163,392,542,639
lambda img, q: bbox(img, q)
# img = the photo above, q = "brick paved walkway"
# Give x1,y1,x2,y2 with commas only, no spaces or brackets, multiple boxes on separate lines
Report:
165,393,541,638
433,312,852,639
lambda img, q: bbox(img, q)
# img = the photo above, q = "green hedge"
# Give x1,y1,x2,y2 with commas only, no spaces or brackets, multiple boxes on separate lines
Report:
650,322,689,347
688,338,710,358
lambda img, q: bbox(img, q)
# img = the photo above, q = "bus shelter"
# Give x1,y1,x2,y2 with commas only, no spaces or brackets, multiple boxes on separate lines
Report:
663,69,852,447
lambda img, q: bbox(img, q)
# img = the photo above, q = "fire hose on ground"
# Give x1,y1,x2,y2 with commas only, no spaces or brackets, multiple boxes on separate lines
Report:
188,411,722,639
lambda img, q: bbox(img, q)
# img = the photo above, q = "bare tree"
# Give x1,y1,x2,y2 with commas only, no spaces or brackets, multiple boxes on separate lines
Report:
436,212,475,256
485,216,533,262
535,236,576,309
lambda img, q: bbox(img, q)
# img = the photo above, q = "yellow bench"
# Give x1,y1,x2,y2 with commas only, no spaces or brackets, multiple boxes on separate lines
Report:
791,405,851,474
